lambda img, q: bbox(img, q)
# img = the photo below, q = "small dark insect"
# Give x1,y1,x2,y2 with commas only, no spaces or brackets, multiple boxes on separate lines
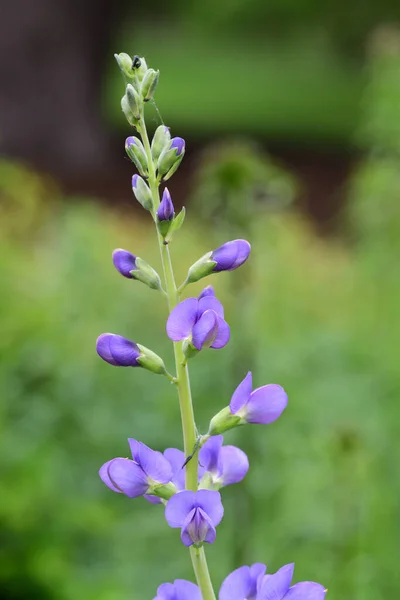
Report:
132,56,141,69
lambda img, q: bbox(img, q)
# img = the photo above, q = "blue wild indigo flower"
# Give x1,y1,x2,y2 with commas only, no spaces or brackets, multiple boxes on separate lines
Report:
166,287,230,352
165,489,224,546
99,438,174,499
199,435,249,489
219,562,327,600
96,333,140,366
112,249,137,278
157,188,175,221
153,579,201,600
185,239,251,284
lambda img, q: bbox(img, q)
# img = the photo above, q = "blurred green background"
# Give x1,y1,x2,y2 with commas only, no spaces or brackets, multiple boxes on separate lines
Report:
1,2,400,600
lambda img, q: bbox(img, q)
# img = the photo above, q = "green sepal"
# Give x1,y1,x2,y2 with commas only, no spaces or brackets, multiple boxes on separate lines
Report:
186,252,216,284
121,96,140,128
164,207,186,243
132,176,153,211
158,147,183,177
126,84,142,120
141,69,160,102
198,471,221,491
136,344,167,375
182,338,200,360
125,137,148,177
130,256,162,290
151,125,171,162
163,154,184,181
157,217,173,238
208,406,243,436
149,482,177,501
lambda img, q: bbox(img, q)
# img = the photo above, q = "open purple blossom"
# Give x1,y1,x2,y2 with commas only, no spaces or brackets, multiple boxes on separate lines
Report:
165,490,224,546
144,447,191,504
96,333,140,367
199,435,249,489
166,287,230,351
230,371,288,424
112,248,137,278
99,438,173,499
154,580,201,600
157,189,175,221
211,239,251,272
219,563,326,600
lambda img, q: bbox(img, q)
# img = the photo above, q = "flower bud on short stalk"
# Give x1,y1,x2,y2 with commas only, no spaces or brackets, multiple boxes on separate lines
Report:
96,334,169,376
158,137,185,180
125,136,148,177
151,125,171,162
121,95,139,128
126,84,142,120
184,239,251,285
114,52,135,80
156,188,175,237
132,174,153,211
112,249,162,290
141,68,159,102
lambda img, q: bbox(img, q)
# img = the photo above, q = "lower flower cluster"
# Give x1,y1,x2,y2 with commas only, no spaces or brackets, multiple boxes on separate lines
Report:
155,563,326,599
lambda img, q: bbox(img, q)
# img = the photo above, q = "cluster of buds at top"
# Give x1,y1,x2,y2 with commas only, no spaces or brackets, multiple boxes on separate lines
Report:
116,53,159,126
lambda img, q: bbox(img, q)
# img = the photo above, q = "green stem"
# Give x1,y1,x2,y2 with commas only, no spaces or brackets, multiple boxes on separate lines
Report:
139,115,216,600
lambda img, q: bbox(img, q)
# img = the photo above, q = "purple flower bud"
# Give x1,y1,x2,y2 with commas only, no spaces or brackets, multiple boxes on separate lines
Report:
125,136,137,149
157,188,175,221
154,580,201,600
99,438,173,499
112,248,137,278
230,371,288,424
132,174,139,189
211,239,251,272
170,137,185,156
96,334,140,367
165,490,224,547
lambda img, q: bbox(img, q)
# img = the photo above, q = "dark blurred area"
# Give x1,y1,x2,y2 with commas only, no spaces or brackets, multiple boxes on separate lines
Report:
1,2,400,600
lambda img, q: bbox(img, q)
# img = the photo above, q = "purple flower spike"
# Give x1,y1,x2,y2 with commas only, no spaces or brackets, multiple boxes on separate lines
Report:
170,137,185,156
166,289,230,352
219,563,326,600
230,372,288,424
157,188,175,221
96,334,140,367
154,580,201,600
211,239,251,272
99,438,173,499
219,563,266,600
112,248,137,278
165,490,224,547
199,435,249,488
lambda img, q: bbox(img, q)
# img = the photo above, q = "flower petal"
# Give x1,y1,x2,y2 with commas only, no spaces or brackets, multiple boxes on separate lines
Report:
144,494,162,505
199,435,224,474
166,298,198,341
181,508,216,546
258,564,294,600
99,460,123,493
246,385,288,424
195,490,224,526
251,563,268,593
284,582,327,600
230,371,253,414
198,295,225,318
165,491,196,528
107,458,149,498
135,441,173,484
164,448,186,491
210,316,230,349
154,582,176,600
230,239,251,270
192,309,218,350
211,239,251,272
112,248,137,278
219,565,255,600
128,438,141,462
198,285,215,299
218,445,249,486
173,580,202,600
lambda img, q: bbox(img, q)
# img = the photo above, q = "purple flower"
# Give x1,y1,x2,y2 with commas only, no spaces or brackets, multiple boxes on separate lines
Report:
219,563,326,600
112,248,137,278
165,490,224,546
170,137,185,156
157,188,175,221
219,563,266,600
96,334,140,367
99,438,173,498
211,239,251,272
154,580,201,600
230,372,288,424
166,288,230,351
199,435,249,488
